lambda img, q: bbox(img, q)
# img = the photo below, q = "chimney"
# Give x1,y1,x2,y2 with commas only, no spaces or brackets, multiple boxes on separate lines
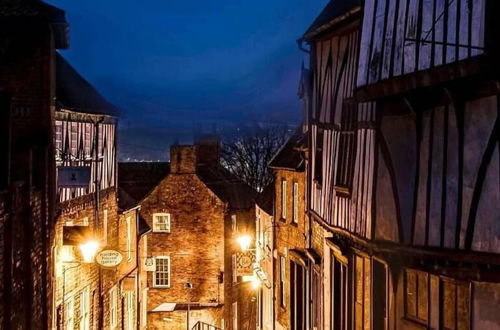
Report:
170,145,197,174
194,134,221,167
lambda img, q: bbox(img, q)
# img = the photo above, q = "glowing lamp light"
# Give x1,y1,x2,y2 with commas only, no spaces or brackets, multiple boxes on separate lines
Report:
79,241,99,263
251,276,261,290
237,234,252,252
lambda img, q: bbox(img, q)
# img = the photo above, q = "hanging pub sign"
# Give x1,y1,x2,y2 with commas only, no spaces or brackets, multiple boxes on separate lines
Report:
57,166,91,188
95,250,123,268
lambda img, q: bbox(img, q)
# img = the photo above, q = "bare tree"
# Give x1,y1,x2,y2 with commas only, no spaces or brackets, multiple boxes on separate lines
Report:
222,125,292,192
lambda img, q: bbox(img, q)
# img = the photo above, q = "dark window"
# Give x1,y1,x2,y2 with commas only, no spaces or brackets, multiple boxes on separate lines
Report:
290,260,306,330
314,128,324,184
404,269,429,325
331,254,348,330
280,256,286,307
312,269,322,329
373,260,388,330
335,99,357,194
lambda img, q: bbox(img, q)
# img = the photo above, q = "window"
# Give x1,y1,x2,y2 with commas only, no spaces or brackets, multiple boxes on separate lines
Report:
331,254,347,330
314,128,324,184
292,182,299,223
125,292,134,330
232,302,238,330
290,260,306,330
65,296,74,330
141,290,148,329
231,214,237,232
232,255,237,283
405,269,429,325
82,217,89,226
153,213,171,232
103,209,108,245
110,286,118,329
154,256,171,287
441,278,470,330
373,260,388,330
79,287,90,330
281,180,287,219
126,216,132,261
280,256,286,307
354,255,371,330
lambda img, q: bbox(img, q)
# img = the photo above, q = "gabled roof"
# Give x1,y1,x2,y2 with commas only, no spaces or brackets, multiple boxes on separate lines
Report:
0,0,68,49
256,181,274,215
118,162,170,210
268,130,307,171
301,0,362,41
56,53,119,116
118,161,256,211
197,165,256,210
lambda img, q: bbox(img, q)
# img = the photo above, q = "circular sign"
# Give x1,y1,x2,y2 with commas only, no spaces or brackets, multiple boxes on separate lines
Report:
96,250,123,268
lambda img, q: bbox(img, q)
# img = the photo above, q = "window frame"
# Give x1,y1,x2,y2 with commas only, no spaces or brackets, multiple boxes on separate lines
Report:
126,215,132,262
404,269,429,326
79,286,90,330
153,256,171,288
440,277,471,330
280,255,286,307
65,296,75,330
126,291,134,330
281,180,287,219
110,286,118,329
292,181,299,224
152,213,171,233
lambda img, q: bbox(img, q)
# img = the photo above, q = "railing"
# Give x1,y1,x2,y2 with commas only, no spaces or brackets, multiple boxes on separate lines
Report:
191,321,222,330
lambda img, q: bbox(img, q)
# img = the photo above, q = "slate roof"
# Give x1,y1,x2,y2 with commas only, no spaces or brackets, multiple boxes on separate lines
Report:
256,181,274,215
118,162,170,210
0,0,68,49
118,161,256,211
56,53,119,116
268,130,307,171
301,0,362,41
197,165,256,210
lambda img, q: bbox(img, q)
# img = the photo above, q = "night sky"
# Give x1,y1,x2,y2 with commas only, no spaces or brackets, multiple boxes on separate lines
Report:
49,0,328,160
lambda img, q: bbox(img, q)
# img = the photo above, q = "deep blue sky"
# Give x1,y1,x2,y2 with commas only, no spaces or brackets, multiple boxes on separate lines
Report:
49,0,327,160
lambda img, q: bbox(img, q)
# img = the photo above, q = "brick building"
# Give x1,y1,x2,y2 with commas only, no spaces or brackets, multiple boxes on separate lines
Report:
0,1,68,328
268,130,311,330
255,183,274,330
119,136,257,330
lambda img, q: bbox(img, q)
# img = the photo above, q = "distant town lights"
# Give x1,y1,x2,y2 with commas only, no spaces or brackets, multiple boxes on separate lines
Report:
79,240,100,263
236,234,252,252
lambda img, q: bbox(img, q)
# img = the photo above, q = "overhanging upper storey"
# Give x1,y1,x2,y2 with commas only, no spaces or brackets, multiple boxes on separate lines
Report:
356,0,499,100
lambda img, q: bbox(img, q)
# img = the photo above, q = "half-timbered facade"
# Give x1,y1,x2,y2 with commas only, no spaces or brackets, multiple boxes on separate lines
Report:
299,0,500,329
52,53,122,330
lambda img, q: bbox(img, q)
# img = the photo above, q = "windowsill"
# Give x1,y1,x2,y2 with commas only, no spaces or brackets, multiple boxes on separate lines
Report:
279,217,286,223
291,221,298,227
334,185,351,198
152,285,170,289
152,231,171,234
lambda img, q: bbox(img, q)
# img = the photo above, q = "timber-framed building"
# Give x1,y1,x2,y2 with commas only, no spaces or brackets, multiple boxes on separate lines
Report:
298,0,500,329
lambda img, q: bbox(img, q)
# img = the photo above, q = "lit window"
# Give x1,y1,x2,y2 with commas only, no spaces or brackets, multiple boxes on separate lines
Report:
126,216,132,261
65,296,74,330
405,269,429,325
154,256,171,287
232,255,237,283
110,286,118,329
153,213,171,232
231,214,237,232
281,180,287,219
292,182,299,223
79,286,90,330
441,278,470,330
280,256,286,307
126,291,134,330
82,217,89,226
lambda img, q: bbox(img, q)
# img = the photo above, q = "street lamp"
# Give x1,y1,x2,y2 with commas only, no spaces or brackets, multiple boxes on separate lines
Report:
79,240,100,263
236,234,252,252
